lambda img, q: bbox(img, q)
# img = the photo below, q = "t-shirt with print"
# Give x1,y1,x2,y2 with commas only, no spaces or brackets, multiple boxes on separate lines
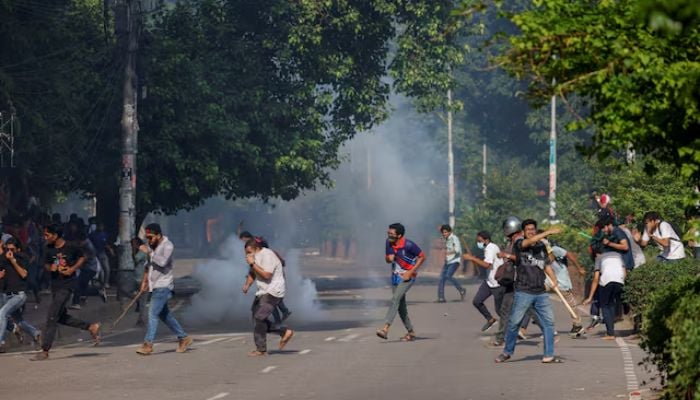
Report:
254,247,286,298
386,237,424,286
545,246,572,291
484,242,504,288
0,253,29,293
594,252,625,286
513,238,548,295
641,221,685,260
45,243,84,290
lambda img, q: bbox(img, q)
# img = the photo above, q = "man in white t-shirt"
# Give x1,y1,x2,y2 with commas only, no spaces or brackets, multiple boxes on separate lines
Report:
635,211,685,262
583,242,626,340
463,231,504,333
436,224,466,303
243,238,293,356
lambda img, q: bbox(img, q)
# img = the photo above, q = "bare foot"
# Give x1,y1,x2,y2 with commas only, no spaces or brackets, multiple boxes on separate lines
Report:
602,335,616,340
248,350,267,357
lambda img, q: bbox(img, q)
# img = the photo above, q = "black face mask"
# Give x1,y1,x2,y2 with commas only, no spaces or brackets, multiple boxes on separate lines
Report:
388,235,398,241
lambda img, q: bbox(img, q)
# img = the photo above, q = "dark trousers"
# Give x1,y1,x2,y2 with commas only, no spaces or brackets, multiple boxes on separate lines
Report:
494,287,513,342
472,281,495,321
271,299,291,324
43,287,91,351
72,269,101,304
252,294,289,352
599,282,624,336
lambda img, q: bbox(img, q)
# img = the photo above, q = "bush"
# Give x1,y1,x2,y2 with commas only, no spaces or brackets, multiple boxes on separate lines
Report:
639,276,700,399
623,258,700,313
666,292,700,400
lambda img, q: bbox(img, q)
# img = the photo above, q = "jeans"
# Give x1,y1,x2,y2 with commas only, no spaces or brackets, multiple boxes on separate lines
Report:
504,291,556,358
252,294,289,352
437,262,464,300
144,288,187,343
384,280,414,332
0,292,40,342
599,282,623,336
472,281,495,321
97,252,111,286
43,287,92,351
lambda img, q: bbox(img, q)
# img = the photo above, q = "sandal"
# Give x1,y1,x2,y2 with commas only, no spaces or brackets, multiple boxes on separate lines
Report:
542,356,563,363
400,332,416,342
376,328,388,340
494,353,511,363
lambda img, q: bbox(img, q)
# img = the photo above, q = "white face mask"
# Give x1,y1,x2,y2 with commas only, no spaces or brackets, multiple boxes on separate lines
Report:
476,242,485,250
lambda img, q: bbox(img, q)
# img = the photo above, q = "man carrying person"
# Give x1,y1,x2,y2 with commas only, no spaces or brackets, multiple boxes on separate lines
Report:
32,224,101,361
0,237,42,352
495,219,561,363
436,224,466,303
242,238,294,356
633,211,685,262
136,223,193,355
376,223,425,342
584,217,629,339
463,231,502,332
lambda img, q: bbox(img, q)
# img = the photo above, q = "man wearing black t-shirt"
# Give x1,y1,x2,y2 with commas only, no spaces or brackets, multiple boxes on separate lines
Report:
0,238,42,352
31,224,101,361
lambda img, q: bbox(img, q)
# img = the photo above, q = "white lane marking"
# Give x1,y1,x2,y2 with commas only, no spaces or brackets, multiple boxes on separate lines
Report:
338,334,359,342
324,337,336,342
615,338,640,391
199,337,228,346
261,366,277,373
298,349,311,355
225,337,245,343
205,392,230,400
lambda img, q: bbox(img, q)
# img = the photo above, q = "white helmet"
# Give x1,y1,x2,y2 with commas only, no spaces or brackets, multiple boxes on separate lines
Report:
502,216,521,236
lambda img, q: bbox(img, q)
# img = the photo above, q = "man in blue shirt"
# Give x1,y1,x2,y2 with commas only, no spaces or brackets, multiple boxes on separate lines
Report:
376,223,425,342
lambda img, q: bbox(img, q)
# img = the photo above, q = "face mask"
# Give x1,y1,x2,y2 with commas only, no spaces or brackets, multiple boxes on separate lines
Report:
476,242,485,250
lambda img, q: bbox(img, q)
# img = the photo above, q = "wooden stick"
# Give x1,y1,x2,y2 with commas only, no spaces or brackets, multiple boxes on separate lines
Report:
552,285,578,320
112,289,145,328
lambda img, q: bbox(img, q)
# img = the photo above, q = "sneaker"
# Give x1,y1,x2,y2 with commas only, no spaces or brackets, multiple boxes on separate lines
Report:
481,318,497,332
136,342,153,355
68,304,81,310
30,351,49,361
459,289,467,301
176,336,193,353
570,325,585,335
587,316,602,331
435,298,447,303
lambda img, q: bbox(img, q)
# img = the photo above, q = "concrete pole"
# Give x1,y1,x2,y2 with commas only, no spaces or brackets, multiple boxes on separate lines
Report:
482,143,487,197
548,79,558,223
447,89,455,228
117,0,139,298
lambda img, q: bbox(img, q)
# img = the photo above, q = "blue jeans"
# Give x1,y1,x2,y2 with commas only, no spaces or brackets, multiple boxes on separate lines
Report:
437,262,464,300
144,288,187,343
0,292,40,343
503,291,556,358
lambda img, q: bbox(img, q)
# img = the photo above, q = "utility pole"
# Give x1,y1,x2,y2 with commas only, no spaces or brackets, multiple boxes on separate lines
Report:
447,89,455,229
482,143,487,197
116,0,140,298
548,78,559,223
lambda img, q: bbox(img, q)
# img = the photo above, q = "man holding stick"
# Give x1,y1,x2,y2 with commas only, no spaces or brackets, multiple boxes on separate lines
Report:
136,224,192,355
495,219,561,364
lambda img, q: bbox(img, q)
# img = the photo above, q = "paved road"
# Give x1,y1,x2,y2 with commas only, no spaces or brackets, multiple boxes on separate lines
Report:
0,256,656,400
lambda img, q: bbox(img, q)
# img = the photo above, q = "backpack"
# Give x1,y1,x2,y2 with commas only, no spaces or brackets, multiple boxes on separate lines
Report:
495,260,515,287
661,221,683,242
